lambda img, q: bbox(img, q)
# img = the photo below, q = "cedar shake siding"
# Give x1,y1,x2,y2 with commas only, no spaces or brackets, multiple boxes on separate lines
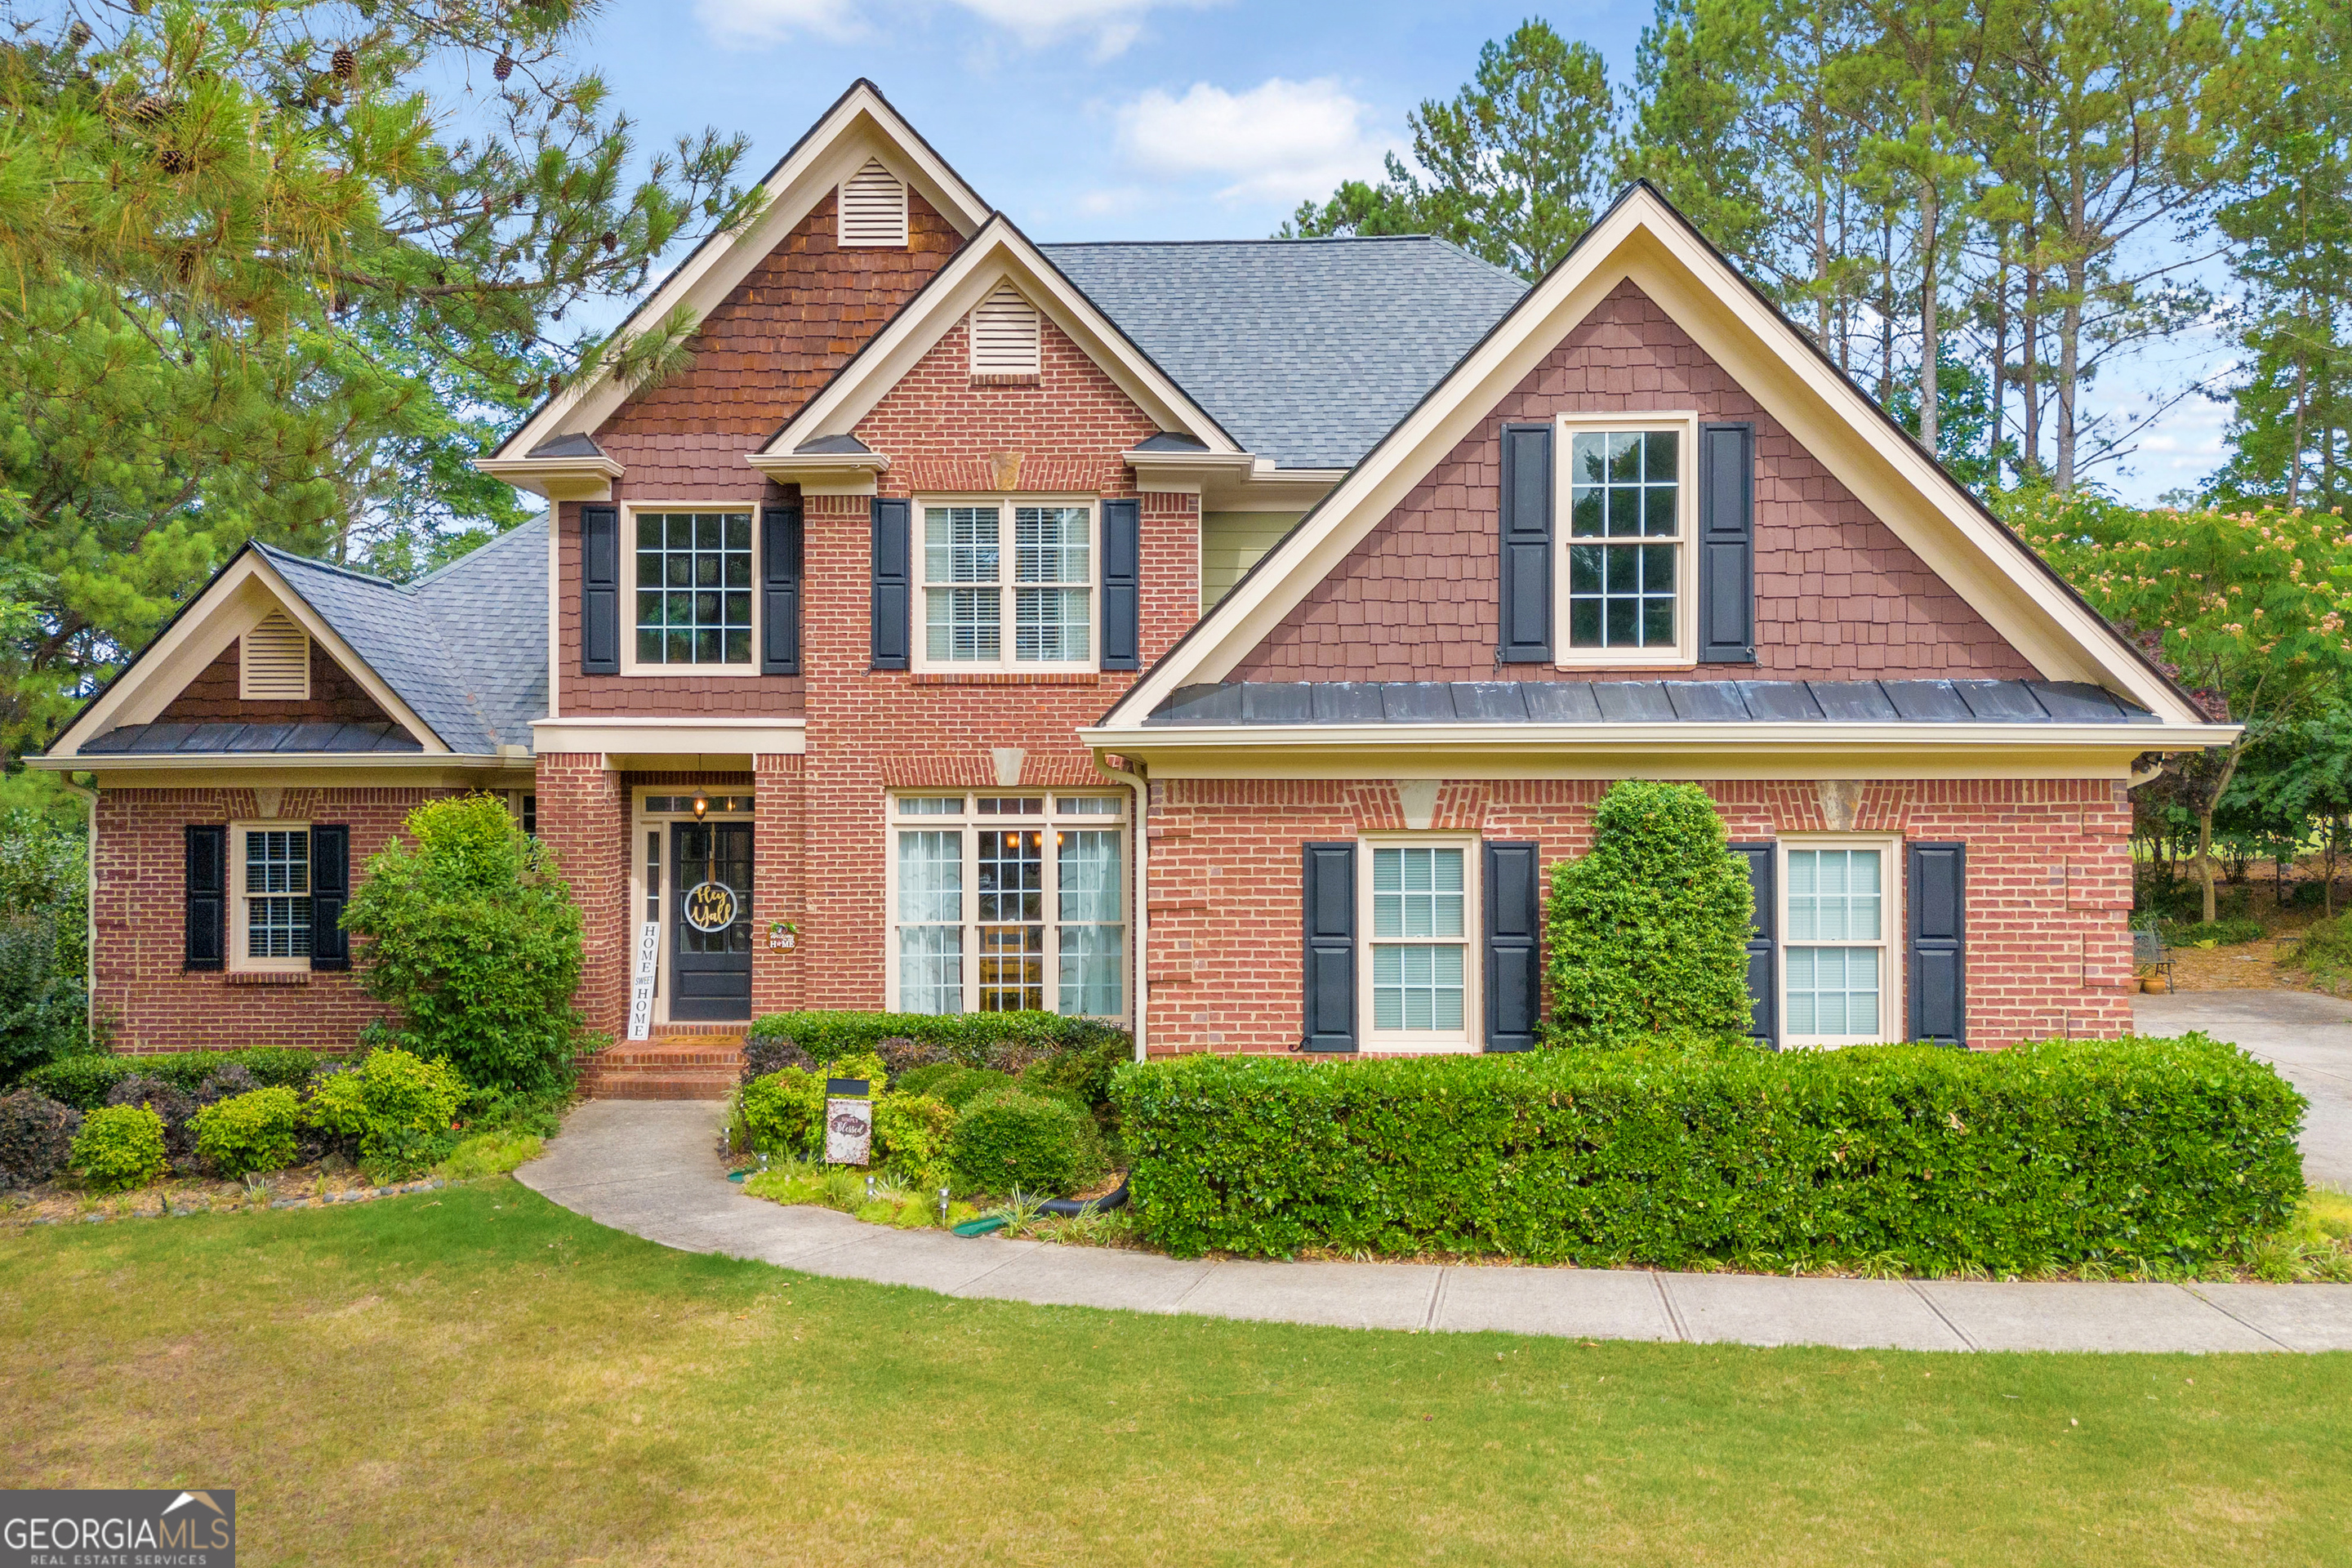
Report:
1232,280,2038,684
1143,777,2134,1055
155,641,397,728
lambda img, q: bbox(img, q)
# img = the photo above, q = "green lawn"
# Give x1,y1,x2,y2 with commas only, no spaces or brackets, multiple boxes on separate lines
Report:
2,1184,2348,1566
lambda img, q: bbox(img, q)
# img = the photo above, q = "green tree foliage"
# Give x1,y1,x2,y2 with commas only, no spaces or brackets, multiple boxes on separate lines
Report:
0,807,90,1085
342,795,586,1093
1542,781,1756,1045
2013,489,2352,918
1285,20,1613,278
0,2,760,760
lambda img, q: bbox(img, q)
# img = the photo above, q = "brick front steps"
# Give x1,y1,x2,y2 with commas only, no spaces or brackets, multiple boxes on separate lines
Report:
580,1036,746,1100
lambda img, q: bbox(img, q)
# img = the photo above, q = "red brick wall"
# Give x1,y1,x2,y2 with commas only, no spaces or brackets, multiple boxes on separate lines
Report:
1145,776,2132,1055
534,754,630,1040
1233,279,2037,682
91,786,459,1054
156,641,394,726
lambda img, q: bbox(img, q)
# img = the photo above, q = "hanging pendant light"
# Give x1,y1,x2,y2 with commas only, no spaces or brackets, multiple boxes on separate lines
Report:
690,789,710,820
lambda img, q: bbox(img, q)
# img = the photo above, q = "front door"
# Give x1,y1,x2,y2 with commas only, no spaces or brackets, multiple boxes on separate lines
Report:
670,821,753,1021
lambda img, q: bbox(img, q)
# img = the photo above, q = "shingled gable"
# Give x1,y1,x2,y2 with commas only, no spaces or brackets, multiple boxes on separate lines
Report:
476,78,990,492
1090,182,2225,747
753,213,1245,470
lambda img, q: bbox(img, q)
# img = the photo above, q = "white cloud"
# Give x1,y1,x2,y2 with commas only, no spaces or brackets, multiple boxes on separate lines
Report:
694,0,866,47
1076,185,1148,218
1116,78,1400,206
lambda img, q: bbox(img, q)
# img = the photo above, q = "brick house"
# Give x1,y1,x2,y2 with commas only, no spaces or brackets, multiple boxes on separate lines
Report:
35,81,2228,1067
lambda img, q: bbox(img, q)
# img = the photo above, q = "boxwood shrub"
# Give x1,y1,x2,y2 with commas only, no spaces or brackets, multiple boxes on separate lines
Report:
23,1048,333,1111
70,1104,170,1192
946,1089,1108,1198
1111,1034,2305,1272
748,1010,1129,1076
189,1087,304,1178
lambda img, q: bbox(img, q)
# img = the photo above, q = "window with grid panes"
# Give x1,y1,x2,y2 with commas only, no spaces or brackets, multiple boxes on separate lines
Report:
1369,845,1468,1037
1783,845,1890,1041
242,827,311,963
920,502,1093,669
635,511,753,665
890,794,1125,1017
1564,430,1682,652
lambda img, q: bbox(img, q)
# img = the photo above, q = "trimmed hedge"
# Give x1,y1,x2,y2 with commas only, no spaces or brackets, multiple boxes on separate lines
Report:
24,1049,333,1111
946,1089,1108,1198
1112,1035,2305,1271
748,1010,1129,1072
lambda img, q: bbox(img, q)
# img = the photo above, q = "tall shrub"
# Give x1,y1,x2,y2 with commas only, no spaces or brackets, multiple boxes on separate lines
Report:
1544,780,1753,1044
0,808,91,1086
344,795,585,1093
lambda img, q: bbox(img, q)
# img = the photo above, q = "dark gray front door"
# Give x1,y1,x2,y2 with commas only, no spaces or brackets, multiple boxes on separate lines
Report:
670,821,752,1021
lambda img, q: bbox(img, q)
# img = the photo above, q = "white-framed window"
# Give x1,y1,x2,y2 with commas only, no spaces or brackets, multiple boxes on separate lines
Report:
1554,412,1699,667
626,507,758,672
887,793,1128,1018
970,283,1041,376
916,498,1095,672
233,823,310,971
1360,837,1479,1053
1779,837,1900,1047
837,158,908,247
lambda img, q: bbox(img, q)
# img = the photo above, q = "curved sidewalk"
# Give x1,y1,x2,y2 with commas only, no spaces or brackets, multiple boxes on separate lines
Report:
517,1099,2352,1353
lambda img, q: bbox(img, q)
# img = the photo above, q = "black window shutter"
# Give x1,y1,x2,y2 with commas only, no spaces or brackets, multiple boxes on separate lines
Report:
1101,497,1141,671
1497,422,1553,663
761,504,804,676
1483,841,1543,1051
1698,421,1756,664
1301,843,1357,1053
871,497,911,670
1908,842,1967,1044
581,504,621,675
1729,842,1776,1047
185,824,226,971
309,825,351,971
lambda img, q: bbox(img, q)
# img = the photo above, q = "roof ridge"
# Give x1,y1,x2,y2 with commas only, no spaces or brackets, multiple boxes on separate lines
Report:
408,514,547,590
252,541,412,594
1041,235,1453,250
1423,236,1530,288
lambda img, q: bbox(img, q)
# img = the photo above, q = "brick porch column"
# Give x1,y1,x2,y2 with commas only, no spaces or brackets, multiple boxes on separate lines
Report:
536,751,630,1040
753,752,805,1017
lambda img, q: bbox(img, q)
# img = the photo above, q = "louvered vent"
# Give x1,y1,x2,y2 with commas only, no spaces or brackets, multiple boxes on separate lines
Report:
838,158,907,247
239,612,310,702
970,283,1041,376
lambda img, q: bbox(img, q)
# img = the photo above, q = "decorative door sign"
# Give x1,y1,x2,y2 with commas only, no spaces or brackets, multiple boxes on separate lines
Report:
684,880,738,933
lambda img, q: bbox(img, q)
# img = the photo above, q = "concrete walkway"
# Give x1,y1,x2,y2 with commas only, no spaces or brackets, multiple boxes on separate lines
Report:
517,1099,2352,1354
2136,989,2352,1190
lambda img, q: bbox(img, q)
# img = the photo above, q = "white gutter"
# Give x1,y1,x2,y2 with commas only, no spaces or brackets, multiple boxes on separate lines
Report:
1094,751,1149,1063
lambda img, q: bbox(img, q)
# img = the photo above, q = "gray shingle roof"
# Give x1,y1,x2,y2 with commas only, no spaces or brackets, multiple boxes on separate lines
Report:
251,518,546,754
1143,679,2158,728
1040,237,1528,470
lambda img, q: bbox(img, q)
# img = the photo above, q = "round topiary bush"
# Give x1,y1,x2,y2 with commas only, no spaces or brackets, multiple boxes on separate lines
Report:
0,1089,81,1187
1544,779,1755,1045
190,1087,303,1177
946,1089,1107,1198
70,1104,169,1191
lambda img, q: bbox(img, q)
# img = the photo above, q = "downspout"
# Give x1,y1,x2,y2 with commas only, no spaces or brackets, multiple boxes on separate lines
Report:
61,774,98,1050
1094,751,1148,1064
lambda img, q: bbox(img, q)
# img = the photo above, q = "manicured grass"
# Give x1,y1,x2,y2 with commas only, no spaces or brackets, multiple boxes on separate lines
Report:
2,1185,2349,1566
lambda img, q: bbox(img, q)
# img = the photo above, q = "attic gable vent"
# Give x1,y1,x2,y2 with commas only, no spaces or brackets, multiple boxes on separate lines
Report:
239,612,311,702
970,283,1041,376
838,158,908,247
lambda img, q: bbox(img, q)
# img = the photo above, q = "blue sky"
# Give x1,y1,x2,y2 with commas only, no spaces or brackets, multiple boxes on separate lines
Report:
566,0,2232,501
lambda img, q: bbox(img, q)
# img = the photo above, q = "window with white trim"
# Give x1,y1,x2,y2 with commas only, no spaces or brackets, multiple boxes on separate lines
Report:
1555,416,1698,666
1361,840,1477,1050
632,510,755,667
889,794,1127,1018
235,825,311,969
970,283,1040,375
918,500,1094,670
838,158,907,247
1780,840,1898,1045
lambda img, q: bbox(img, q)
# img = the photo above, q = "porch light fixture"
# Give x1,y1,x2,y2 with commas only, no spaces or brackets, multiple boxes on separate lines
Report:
690,789,710,819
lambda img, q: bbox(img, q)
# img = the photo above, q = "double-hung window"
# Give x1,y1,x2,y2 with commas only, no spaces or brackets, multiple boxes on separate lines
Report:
1780,840,1895,1045
633,510,754,668
1556,416,1698,666
890,794,1127,1017
1361,841,1477,1051
920,501,1094,670
238,826,311,969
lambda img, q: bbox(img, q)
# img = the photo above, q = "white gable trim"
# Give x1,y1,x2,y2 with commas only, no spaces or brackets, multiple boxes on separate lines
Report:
760,216,1243,460
486,81,989,466
1097,186,2212,733
43,553,448,759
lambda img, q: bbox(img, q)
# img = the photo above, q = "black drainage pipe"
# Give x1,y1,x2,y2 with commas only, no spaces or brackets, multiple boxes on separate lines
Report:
1036,1175,1129,1218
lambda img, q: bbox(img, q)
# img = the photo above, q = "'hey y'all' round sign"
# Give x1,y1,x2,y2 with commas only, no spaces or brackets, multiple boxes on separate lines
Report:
684,880,738,933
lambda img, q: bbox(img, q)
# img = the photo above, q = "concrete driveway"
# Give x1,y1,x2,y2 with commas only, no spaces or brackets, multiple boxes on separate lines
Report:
2137,988,2352,1191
